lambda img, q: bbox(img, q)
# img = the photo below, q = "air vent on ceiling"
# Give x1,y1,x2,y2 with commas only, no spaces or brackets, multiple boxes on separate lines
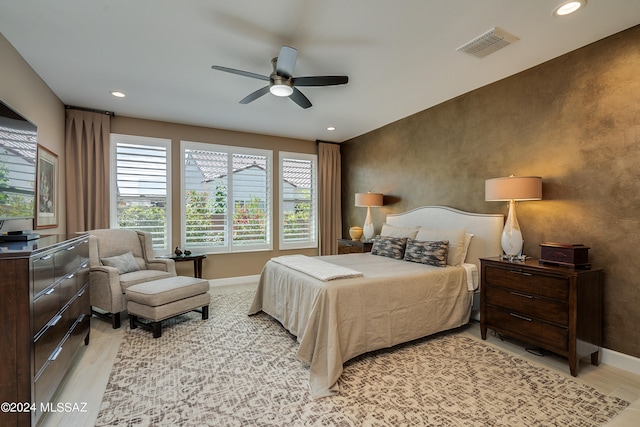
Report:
456,27,520,58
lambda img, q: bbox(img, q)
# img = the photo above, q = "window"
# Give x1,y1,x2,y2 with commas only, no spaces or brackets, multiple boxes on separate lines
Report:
279,152,318,250
181,141,272,253
110,134,171,252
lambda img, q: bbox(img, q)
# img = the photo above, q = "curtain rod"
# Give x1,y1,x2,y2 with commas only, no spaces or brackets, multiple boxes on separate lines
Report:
65,105,115,116
316,139,342,145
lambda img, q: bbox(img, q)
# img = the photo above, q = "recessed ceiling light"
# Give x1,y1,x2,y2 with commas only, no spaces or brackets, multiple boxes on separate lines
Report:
553,0,586,16
110,91,126,98
327,126,336,131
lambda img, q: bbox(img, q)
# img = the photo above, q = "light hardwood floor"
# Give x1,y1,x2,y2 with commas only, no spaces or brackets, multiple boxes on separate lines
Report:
40,281,640,427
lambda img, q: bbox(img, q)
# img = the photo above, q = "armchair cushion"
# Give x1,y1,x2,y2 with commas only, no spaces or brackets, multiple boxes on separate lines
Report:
101,251,140,274
119,269,174,292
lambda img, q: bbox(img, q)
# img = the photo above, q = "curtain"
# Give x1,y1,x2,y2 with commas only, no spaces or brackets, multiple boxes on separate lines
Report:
317,142,342,255
65,109,111,234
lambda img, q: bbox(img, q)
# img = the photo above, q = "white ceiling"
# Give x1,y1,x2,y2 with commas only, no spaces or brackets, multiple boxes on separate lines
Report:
1,1,639,143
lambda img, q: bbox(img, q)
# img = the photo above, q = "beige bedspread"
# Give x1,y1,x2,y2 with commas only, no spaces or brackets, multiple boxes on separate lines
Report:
248,253,474,397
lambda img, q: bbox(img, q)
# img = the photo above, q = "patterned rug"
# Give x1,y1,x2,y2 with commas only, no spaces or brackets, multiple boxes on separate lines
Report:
96,291,628,426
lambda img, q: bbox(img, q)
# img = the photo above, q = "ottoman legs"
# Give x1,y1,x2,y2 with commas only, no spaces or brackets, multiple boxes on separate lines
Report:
129,305,209,338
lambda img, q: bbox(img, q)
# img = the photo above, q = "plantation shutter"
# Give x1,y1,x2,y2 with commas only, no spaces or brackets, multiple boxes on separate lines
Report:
280,153,317,249
182,142,272,253
114,141,169,250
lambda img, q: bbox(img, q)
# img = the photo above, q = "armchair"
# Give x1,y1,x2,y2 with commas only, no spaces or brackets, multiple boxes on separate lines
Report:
87,229,176,328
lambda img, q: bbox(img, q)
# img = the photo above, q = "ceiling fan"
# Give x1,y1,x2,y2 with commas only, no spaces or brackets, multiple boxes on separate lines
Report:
211,46,348,109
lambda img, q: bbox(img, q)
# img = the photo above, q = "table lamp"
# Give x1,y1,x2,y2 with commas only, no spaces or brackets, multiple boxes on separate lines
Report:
355,192,384,240
485,176,542,260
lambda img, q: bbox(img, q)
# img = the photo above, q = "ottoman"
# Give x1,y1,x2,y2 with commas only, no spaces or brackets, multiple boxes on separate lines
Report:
125,276,210,338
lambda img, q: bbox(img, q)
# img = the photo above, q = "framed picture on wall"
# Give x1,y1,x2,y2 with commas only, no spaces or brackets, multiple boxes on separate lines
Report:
35,145,58,229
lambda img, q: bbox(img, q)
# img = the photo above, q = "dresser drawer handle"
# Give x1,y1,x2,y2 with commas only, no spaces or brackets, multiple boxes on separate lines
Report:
49,314,63,327
45,287,56,295
510,313,532,322
39,254,53,261
510,291,534,299
509,270,532,276
49,346,63,362
66,245,76,251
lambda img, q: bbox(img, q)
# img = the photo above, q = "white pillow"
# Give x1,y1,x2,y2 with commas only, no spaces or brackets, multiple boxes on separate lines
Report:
461,233,474,264
380,223,419,239
415,228,467,266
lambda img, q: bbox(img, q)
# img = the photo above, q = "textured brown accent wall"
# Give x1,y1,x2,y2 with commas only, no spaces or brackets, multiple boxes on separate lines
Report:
341,25,640,358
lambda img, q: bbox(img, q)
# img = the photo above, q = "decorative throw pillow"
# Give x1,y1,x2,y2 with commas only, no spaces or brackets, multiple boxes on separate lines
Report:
404,239,449,267
415,228,466,266
380,223,419,239
371,235,408,260
101,251,141,274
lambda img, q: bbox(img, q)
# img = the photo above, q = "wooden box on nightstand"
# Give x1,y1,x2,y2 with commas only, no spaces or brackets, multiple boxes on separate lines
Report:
480,257,603,377
338,239,373,254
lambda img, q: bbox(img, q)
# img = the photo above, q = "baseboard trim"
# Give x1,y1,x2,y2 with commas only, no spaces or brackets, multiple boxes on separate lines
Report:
209,274,260,287
602,347,640,376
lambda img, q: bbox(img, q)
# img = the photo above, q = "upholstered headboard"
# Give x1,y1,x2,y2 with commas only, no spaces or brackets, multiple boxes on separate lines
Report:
385,206,504,269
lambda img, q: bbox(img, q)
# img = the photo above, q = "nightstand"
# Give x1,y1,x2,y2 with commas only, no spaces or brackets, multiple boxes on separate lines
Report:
480,257,603,377
338,239,373,254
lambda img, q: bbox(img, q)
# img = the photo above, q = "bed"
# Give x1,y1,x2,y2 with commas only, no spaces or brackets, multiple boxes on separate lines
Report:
248,206,504,397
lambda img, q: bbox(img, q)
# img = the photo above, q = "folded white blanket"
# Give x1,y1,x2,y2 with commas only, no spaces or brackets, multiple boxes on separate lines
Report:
270,255,363,281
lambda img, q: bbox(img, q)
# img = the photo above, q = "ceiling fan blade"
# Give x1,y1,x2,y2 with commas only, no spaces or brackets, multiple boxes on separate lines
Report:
211,65,269,81
239,86,270,104
293,75,349,87
276,46,297,77
289,88,312,109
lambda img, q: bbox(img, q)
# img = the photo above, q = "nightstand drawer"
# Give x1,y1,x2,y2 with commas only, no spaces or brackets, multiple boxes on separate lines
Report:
485,286,568,326
337,239,373,254
485,266,569,301
485,306,568,351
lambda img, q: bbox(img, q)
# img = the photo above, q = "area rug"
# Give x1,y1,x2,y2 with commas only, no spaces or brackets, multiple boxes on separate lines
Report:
96,291,628,426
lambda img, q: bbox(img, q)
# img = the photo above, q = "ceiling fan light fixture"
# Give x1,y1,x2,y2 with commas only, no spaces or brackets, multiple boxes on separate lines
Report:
270,74,294,97
270,84,294,97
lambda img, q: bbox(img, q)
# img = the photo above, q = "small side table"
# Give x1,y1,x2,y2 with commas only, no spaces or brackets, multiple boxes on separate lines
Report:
159,253,207,278
338,239,373,254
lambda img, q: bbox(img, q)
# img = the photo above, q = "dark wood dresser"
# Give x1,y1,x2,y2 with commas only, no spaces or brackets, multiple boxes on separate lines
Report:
337,238,373,254
0,234,90,427
480,257,603,377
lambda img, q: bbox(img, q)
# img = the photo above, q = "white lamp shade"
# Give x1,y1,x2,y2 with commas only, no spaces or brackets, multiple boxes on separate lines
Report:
355,192,384,207
485,176,542,201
